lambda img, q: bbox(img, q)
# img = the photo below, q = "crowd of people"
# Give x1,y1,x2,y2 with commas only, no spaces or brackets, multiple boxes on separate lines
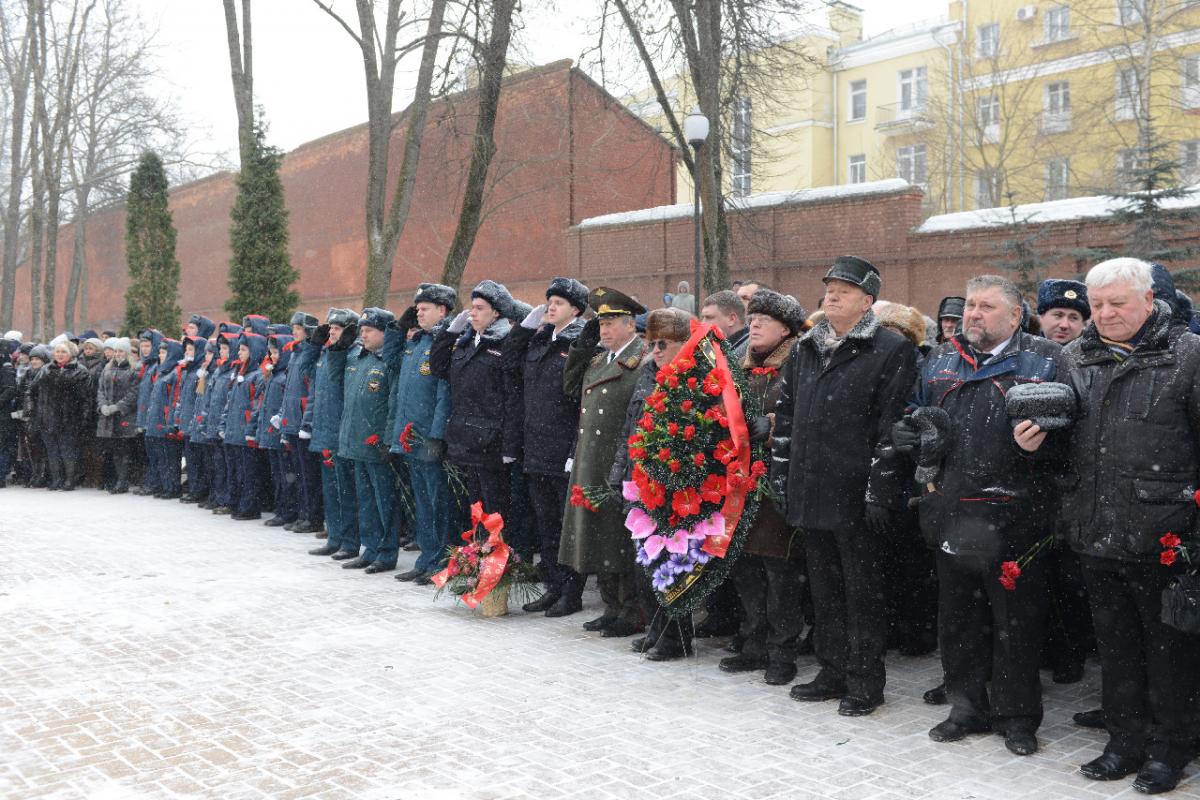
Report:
1,256,1197,794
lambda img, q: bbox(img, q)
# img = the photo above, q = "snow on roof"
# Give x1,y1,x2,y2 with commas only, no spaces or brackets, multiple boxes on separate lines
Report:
576,178,914,229
918,186,1200,233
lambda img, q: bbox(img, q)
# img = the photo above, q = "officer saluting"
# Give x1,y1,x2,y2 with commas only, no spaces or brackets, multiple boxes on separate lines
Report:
559,287,648,635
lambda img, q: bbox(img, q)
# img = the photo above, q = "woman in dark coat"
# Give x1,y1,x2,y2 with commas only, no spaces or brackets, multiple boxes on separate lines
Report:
95,337,141,493
0,339,19,486
38,340,93,490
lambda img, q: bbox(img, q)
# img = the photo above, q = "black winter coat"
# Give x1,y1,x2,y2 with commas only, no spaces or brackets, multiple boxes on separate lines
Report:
95,359,140,439
0,360,17,433
1062,301,1200,563
431,317,521,467
35,360,93,436
771,311,917,532
505,317,585,476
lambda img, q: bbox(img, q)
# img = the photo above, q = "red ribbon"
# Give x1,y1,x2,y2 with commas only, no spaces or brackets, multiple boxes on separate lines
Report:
430,502,511,609
672,321,751,558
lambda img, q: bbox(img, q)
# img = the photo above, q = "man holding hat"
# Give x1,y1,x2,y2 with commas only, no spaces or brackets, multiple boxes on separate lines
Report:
505,277,591,614
772,255,917,715
557,287,648,634
937,296,965,343
1036,279,1089,346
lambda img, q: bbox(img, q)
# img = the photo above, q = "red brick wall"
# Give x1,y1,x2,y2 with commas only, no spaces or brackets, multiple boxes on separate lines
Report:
13,61,676,334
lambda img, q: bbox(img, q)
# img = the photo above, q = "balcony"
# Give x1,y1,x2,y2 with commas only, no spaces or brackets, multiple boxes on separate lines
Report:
875,102,932,135
1038,111,1072,134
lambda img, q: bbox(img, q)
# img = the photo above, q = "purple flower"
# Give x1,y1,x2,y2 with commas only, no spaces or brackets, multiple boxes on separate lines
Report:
635,544,654,567
652,563,677,592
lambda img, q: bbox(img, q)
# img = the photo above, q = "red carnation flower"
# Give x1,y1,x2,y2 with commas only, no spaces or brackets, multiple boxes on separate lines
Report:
639,413,655,432
628,446,646,460
322,449,332,459
364,434,380,446
999,560,1021,591
999,574,1017,591
1161,532,1182,549
667,422,679,436
676,355,696,371
658,447,671,461
681,400,694,413
693,452,706,467
627,433,643,447
750,460,767,478
687,376,698,390
703,371,724,396
1162,548,1179,566
683,425,696,441
669,459,681,473
399,422,415,453
322,458,334,468
665,375,679,389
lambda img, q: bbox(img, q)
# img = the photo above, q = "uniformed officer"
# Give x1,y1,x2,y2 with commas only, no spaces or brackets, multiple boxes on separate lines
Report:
558,287,648,635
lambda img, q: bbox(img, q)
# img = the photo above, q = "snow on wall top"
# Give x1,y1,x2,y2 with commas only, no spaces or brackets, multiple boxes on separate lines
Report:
575,179,914,229
918,186,1200,233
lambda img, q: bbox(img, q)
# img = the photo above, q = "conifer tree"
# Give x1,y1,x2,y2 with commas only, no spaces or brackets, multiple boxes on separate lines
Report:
224,120,298,321
123,151,181,336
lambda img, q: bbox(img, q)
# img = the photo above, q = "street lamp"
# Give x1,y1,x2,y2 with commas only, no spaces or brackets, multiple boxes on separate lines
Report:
683,109,709,307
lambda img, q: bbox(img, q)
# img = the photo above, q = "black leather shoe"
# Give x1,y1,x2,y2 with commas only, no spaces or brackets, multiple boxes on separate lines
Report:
283,520,299,531
395,568,424,582
600,619,643,638
719,654,768,674
630,635,658,654
790,677,847,702
1132,760,1181,794
413,572,434,586
923,683,948,705
928,718,991,742
839,696,883,716
545,595,583,617
1073,708,1106,729
364,562,395,574
330,550,358,560
583,614,617,632
341,557,370,569
292,520,321,534
523,593,560,613
308,544,340,556
263,516,288,527
180,494,200,504
724,636,745,654
764,662,798,686
1080,751,1142,781
645,640,691,661
231,511,261,521
1005,730,1039,756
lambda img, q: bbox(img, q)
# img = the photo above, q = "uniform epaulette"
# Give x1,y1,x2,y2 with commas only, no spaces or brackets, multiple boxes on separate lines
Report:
589,352,605,368
621,352,641,369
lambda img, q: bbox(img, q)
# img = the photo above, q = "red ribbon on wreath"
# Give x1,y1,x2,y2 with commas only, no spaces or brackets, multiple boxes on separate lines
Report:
673,321,752,558
430,502,511,609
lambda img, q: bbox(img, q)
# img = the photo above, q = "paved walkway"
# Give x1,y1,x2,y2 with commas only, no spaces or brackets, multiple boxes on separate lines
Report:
0,486,1193,799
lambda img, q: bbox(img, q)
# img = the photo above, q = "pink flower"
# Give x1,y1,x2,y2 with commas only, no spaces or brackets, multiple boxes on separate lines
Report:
625,507,658,540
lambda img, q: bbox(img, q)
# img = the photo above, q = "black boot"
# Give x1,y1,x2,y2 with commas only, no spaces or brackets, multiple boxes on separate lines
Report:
47,461,63,491
62,462,78,491
523,590,561,613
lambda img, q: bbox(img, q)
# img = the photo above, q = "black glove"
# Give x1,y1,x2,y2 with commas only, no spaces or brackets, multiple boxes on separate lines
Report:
891,415,920,454
770,474,788,518
310,324,331,349
393,305,418,334
425,437,445,462
864,502,892,536
747,415,771,444
331,323,359,351
578,317,601,350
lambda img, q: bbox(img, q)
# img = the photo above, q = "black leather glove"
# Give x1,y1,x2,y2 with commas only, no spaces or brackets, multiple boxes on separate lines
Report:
864,502,892,536
310,324,331,349
747,415,771,444
331,323,359,351
578,317,601,350
426,437,445,462
891,415,920,454
394,305,418,333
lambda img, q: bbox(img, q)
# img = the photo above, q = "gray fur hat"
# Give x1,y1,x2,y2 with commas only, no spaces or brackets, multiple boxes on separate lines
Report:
1005,382,1076,431
546,277,589,314
470,280,513,318
747,288,807,335
506,299,533,324
326,307,361,327
415,283,457,312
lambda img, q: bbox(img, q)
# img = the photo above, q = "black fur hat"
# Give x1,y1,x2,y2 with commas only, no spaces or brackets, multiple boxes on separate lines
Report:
1037,279,1089,320
747,288,807,335
415,283,457,312
289,311,319,328
823,255,881,299
1005,382,1076,431
546,277,589,314
471,280,513,318
506,299,533,324
359,307,395,331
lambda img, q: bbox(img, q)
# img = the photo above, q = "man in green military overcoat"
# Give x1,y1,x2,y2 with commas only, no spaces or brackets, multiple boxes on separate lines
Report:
558,287,648,637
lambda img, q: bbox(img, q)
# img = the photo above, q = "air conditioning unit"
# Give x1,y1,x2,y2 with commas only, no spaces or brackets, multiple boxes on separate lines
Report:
1016,5,1037,21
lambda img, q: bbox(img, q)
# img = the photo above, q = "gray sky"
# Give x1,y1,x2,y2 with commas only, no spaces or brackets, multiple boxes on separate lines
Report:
138,0,948,163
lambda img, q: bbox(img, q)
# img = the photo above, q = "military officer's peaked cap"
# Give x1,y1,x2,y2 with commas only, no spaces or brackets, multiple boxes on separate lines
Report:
589,286,646,318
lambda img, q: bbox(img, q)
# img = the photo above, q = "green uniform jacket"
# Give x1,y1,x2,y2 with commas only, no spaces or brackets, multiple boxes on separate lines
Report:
337,344,396,463
558,335,648,574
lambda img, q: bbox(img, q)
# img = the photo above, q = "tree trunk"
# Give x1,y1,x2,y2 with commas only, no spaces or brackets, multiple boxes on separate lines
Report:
222,0,254,168
64,185,90,331
439,0,517,291
29,119,44,339
0,2,34,330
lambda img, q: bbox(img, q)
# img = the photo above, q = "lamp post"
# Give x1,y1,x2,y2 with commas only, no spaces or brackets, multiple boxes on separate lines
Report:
683,109,709,308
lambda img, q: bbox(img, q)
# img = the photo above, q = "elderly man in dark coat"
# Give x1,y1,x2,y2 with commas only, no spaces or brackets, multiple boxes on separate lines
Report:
772,256,917,717
1061,258,1200,794
560,287,648,637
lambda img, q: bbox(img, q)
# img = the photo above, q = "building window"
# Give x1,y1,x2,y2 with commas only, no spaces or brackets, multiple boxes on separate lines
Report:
1183,55,1200,109
1182,140,1200,182
1045,6,1070,41
1045,158,1070,200
1116,67,1140,120
730,96,752,197
897,144,927,186
1117,148,1141,187
849,80,867,121
1042,81,1072,132
977,23,999,58
898,66,928,114
1117,0,1144,25
848,154,866,184
977,94,1000,143
974,168,1001,208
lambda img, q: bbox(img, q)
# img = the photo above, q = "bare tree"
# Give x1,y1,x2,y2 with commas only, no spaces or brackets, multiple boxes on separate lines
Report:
221,0,254,168
0,0,35,330
311,0,452,307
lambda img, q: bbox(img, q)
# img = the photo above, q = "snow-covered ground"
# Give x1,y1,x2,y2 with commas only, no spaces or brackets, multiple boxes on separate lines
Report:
0,486,1184,799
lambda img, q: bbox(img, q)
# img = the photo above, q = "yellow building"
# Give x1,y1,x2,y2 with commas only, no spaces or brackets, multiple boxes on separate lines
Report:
625,0,1200,214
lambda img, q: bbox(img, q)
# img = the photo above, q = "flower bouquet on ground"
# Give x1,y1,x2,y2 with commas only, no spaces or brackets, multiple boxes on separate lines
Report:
623,321,767,618
431,502,542,615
